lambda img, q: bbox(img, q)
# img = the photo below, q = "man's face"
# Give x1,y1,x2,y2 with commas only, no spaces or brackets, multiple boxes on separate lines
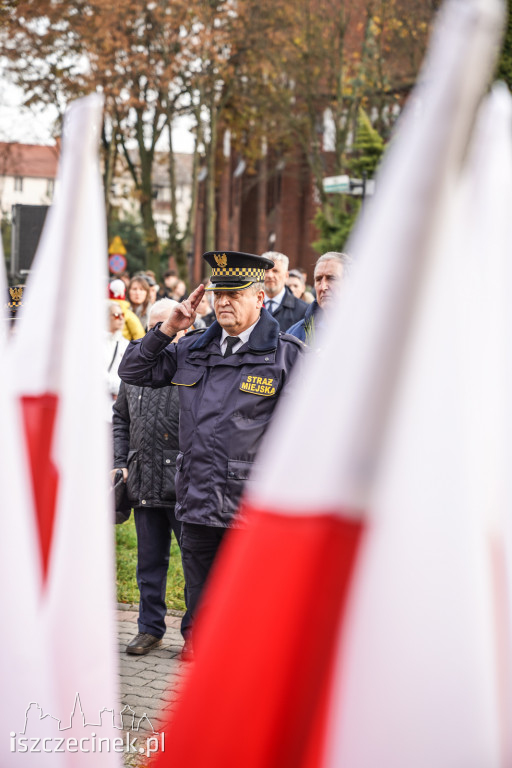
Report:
213,287,264,335
264,260,287,298
314,259,344,309
164,275,178,290
287,276,304,299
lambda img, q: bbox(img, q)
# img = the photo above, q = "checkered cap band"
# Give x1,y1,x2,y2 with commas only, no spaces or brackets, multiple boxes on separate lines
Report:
211,266,265,280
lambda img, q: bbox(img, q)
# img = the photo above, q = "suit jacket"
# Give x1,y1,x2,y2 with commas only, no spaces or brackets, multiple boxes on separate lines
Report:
269,286,307,332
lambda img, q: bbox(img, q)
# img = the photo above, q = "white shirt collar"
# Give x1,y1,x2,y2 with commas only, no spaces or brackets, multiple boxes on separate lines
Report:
264,286,286,308
220,316,260,354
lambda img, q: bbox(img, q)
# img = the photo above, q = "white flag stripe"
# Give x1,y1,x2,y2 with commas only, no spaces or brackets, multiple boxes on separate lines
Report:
0,249,56,766
324,85,512,768
7,94,119,765
250,0,505,514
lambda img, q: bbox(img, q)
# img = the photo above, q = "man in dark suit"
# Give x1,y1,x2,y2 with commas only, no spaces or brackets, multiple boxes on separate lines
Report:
262,251,307,332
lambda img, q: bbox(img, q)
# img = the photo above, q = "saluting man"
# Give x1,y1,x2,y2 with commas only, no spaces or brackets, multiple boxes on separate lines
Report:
119,251,304,658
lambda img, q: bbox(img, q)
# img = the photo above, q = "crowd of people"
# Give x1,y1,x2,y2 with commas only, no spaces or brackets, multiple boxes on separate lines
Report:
108,249,349,660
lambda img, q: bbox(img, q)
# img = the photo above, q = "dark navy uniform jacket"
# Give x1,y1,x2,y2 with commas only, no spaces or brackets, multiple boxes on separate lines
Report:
119,309,304,528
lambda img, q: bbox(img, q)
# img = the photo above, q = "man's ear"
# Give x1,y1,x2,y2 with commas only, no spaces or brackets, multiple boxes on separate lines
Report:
256,289,265,308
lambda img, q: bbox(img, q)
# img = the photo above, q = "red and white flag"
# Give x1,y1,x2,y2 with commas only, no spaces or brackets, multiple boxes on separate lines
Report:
153,0,512,766
1,94,119,765
0,206,55,766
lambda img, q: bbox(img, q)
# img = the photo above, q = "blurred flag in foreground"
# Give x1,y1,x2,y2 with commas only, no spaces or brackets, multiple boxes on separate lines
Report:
0,196,54,766
1,94,119,766
153,0,512,766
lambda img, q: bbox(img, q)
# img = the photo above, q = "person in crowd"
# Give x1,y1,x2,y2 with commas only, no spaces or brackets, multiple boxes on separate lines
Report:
105,301,129,418
193,290,216,329
287,269,315,304
113,299,191,655
158,269,179,300
171,279,188,303
287,252,349,345
261,251,307,332
109,278,145,341
128,275,152,332
119,251,304,659
298,266,315,299
119,272,131,290
140,273,159,305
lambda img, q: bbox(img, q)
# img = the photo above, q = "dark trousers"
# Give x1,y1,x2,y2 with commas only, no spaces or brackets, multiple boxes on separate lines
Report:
134,506,191,639
180,522,227,632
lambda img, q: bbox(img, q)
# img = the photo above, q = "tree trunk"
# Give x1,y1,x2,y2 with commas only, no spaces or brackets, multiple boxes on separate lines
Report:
103,118,118,233
181,110,203,282
136,111,160,275
205,95,217,252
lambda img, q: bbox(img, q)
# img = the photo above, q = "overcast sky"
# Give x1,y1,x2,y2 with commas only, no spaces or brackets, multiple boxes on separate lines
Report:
0,79,195,152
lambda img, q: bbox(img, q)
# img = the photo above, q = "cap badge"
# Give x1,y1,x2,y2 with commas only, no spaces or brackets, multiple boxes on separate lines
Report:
214,252,228,268
9,286,22,302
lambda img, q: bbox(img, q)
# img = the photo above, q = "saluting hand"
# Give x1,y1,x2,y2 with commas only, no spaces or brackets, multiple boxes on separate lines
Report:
159,283,206,337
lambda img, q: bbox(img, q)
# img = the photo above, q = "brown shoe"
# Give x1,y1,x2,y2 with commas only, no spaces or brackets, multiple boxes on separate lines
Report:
126,633,163,655
180,636,194,662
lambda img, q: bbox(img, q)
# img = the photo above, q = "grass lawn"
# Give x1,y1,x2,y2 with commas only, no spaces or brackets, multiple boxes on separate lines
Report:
115,514,186,612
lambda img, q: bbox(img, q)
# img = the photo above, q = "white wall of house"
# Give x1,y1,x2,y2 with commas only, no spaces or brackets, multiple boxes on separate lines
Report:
0,174,55,217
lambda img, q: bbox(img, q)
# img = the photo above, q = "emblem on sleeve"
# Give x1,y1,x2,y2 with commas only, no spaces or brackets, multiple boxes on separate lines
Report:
239,374,277,396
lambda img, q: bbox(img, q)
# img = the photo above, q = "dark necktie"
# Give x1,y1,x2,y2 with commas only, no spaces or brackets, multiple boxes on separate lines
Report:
266,300,275,314
223,336,240,358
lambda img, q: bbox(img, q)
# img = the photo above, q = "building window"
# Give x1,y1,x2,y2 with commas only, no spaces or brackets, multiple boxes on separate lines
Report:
46,178,55,197
14,176,23,192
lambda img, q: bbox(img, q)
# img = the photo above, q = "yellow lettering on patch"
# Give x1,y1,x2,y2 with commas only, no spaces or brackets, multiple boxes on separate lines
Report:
239,374,278,396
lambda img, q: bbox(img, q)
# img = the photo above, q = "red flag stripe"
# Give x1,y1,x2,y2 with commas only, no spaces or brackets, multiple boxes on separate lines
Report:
154,505,364,768
20,394,59,583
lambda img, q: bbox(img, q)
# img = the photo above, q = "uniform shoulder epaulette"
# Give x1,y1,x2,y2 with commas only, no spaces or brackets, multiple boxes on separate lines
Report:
279,332,306,348
184,328,206,337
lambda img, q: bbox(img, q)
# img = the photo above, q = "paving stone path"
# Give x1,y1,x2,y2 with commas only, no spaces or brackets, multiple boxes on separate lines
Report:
117,605,188,766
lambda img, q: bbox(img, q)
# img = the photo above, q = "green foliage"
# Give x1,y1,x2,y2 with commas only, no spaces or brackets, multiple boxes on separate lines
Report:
349,108,385,178
108,215,147,277
496,0,512,88
313,197,361,254
313,109,384,254
115,515,186,612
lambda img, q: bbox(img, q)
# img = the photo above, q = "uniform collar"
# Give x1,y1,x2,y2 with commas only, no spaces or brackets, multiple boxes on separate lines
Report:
189,309,280,352
220,318,259,349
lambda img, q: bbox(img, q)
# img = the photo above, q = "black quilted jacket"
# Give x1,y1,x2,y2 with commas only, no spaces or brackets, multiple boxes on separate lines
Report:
112,381,180,508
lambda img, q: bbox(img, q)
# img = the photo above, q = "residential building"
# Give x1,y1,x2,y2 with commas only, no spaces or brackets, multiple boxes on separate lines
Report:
0,142,59,218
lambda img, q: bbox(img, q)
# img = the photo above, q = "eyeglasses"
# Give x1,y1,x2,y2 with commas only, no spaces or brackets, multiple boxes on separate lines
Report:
112,312,124,319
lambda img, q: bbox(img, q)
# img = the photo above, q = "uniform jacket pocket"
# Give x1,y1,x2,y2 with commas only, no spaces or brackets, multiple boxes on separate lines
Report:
171,368,205,409
223,459,254,519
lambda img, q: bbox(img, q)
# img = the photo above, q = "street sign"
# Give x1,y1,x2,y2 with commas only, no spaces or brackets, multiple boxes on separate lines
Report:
322,175,350,193
322,175,375,197
109,253,127,274
108,235,127,256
